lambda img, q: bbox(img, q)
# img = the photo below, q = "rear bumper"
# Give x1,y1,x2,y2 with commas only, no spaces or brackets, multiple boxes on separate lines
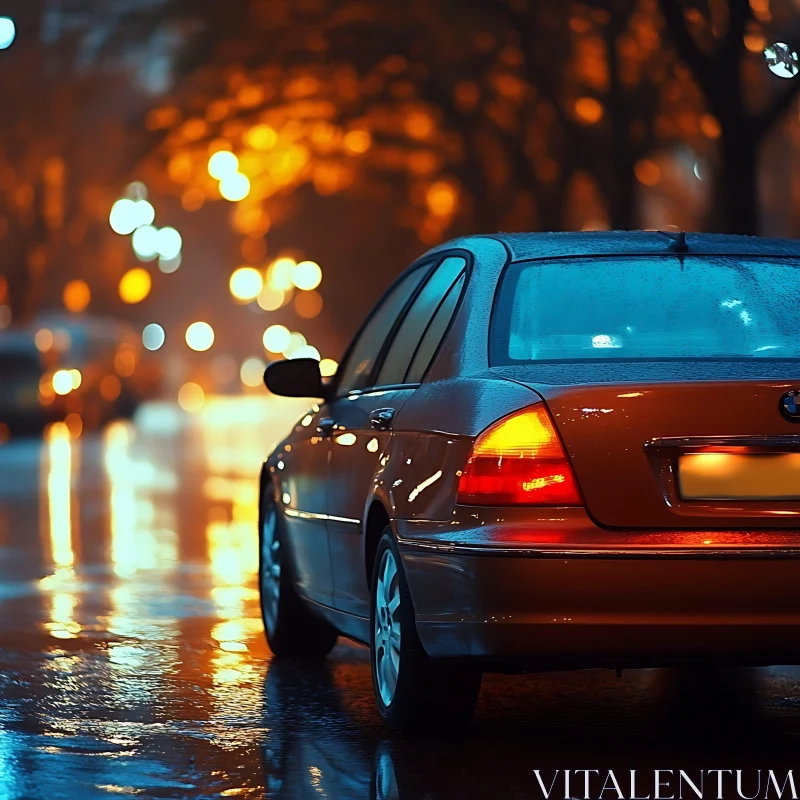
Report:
396,509,800,668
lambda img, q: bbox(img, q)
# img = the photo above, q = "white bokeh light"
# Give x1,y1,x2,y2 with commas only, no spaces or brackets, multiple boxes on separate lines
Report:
262,325,290,353
132,225,160,261
156,227,182,260
0,18,16,50
158,254,182,274
142,323,166,351
185,321,214,352
240,357,266,387
291,345,321,361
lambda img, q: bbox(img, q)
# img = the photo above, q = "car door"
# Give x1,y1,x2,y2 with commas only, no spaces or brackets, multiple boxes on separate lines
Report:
327,255,468,617
278,403,336,607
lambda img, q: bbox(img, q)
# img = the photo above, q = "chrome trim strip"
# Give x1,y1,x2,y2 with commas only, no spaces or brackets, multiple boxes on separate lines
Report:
395,536,800,559
647,435,800,449
284,508,360,525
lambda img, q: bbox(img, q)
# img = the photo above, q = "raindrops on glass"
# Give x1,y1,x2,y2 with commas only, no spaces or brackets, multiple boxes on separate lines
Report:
764,42,799,79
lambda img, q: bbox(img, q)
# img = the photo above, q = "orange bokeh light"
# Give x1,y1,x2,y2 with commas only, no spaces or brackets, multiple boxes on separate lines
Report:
294,289,323,319
425,181,457,217
635,159,661,186
63,280,91,313
100,374,122,402
574,97,604,125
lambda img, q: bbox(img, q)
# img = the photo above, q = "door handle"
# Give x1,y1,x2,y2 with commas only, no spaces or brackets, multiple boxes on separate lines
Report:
317,417,336,437
369,408,395,431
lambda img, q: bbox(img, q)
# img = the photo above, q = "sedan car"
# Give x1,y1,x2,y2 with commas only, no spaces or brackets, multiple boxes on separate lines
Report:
258,230,800,732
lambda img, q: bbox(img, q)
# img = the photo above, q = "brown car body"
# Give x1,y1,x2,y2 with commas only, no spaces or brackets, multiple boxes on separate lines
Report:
261,231,800,674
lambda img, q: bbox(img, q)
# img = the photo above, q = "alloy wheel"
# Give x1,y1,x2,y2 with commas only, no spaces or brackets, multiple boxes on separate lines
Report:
260,503,281,635
374,548,402,706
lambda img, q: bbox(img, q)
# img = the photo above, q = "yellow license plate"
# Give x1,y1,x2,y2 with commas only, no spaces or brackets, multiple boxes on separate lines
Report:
679,453,800,500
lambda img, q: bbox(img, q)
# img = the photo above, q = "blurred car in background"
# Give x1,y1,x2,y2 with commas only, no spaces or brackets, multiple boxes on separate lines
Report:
0,313,162,435
0,330,48,434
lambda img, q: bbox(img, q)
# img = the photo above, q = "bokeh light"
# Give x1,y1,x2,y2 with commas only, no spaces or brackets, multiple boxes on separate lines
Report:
0,18,16,50
63,280,91,313
158,254,182,274
283,331,307,358
245,124,278,150
109,199,137,235
109,198,154,235
574,97,604,124
229,267,264,301
240,357,266,387
219,172,251,202
294,289,323,319
426,181,458,216
125,181,148,200
186,321,214,351
257,287,284,311
64,412,83,438
344,129,372,154
52,370,73,396
69,369,82,390
135,199,156,226
53,329,71,352
292,260,322,291
319,358,338,377
132,225,160,261
114,346,136,376
142,323,166,351
100,374,121,401
178,382,205,412
268,257,296,291
263,324,290,353
291,345,321,361
35,329,54,353
208,150,239,179
118,268,152,304
156,227,182,260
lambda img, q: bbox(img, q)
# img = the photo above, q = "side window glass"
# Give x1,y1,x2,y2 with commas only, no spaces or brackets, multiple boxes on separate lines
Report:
406,272,466,383
375,257,466,387
336,266,429,395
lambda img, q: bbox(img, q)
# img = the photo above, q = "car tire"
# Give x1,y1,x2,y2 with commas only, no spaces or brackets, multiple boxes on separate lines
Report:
370,528,482,733
259,492,338,659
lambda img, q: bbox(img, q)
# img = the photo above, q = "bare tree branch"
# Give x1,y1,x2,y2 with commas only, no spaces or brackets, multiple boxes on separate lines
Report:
657,0,714,95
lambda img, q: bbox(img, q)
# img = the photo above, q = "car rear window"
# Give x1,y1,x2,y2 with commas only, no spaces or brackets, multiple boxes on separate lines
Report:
491,256,800,364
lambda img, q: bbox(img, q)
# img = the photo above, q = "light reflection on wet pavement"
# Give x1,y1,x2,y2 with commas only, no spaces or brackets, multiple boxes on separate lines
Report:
2,396,800,799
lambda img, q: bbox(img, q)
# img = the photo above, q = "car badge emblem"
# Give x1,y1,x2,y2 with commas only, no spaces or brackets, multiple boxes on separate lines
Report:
780,390,800,421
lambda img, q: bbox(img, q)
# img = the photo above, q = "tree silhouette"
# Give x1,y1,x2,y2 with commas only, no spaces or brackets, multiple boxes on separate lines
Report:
658,0,800,234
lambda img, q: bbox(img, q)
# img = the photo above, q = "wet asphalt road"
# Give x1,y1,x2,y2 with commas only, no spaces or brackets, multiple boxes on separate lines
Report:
3,397,800,800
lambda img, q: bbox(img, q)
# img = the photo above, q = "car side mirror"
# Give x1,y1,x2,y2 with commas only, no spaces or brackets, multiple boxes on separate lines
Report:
264,358,327,399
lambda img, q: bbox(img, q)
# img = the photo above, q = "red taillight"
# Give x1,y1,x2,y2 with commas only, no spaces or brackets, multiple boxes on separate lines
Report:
457,404,582,506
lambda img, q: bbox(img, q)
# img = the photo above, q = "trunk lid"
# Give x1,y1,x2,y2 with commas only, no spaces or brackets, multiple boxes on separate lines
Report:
493,364,800,528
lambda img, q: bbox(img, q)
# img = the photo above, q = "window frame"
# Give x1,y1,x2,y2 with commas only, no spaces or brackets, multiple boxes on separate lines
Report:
370,249,472,391
374,255,467,389
403,269,467,385
330,249,473,398
330,260,436,399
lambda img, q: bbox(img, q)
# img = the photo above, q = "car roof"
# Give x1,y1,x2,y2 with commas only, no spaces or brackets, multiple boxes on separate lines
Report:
421,230,800,264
